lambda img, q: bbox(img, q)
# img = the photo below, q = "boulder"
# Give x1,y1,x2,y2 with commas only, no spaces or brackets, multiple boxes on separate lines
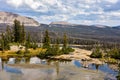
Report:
0,58,1,63
30,57,41,64
8,58,16,64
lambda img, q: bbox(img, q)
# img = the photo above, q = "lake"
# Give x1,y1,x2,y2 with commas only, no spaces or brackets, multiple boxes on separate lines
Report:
0,60,118,80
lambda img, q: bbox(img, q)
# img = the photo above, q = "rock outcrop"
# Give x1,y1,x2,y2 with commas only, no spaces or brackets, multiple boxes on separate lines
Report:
0,11,40,26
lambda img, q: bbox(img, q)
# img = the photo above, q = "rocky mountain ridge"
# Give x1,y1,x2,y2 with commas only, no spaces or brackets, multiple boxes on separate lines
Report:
0,11,40,26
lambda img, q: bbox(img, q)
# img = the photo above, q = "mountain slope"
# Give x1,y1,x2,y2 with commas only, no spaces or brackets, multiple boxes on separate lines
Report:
0,11,40,26
39,23,120,43
0,12,120,43
113,26,120,29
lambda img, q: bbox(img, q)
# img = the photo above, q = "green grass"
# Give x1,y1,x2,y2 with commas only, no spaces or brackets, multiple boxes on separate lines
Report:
0,48,46,60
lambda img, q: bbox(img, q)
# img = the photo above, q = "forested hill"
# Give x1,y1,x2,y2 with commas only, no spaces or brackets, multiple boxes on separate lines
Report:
39,23,120,43
0,12,120,43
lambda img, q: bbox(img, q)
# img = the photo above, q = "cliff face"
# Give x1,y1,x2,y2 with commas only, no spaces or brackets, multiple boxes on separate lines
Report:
0,11,40,26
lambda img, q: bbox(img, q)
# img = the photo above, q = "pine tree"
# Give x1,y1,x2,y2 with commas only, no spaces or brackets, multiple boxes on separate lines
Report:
6,25,12,43
1,33,5,52
13,19,25,43
13,19,21,42
90,45,102,58
0,33,10,51
55,37,60,55
43,30,50,49
63,33,67,49
21,23,26,43
62,33,68,54
25,33,31,49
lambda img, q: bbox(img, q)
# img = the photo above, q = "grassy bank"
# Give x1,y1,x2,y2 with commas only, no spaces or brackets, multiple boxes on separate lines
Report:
0,48,46,60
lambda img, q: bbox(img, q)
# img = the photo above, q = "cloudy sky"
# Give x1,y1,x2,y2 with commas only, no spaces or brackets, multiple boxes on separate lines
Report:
0,0,120,26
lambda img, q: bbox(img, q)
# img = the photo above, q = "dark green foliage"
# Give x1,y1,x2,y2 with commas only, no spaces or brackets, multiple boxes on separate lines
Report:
24,49,30,55
63,33,67,49
37,51,46,59
38,37,61,58
107,48,120,59
0,20,26,52
20,23,26,43
61,47,74,54
31,41,38,49
90,46,102,58
54,38,60,55
61,33,74,54
13,19,21,42
25,33,31,49
0,34,5,52
38,45,60,58
6,25,13,43
45,46,56,56
16,50,23,54
67,47,75,52
13,19,26,43
0,33,10,51
61,33,68,54
43,30,50,49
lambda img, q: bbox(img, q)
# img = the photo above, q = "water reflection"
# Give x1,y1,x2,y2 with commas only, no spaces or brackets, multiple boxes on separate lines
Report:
21,68,57,80
54,61,59,76
30,57,41,64
0,59,118,80
0,62,2,71
72,60,82,68
4,65,22,74
8,58,16,64
20,58,25,64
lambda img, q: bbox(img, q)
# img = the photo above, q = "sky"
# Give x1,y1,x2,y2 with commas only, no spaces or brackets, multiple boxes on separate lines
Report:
0,0,120,26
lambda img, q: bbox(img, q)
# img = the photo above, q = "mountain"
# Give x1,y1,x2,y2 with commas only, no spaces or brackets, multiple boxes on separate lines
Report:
0,12,120,43
112,26,120,29
91,25,109,28
0,11,40,26
50,21,74,25
40,22,120,43
49,21,77,27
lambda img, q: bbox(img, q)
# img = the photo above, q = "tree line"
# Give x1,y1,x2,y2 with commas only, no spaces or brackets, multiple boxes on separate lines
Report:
38,30,74,58
0,20,74,58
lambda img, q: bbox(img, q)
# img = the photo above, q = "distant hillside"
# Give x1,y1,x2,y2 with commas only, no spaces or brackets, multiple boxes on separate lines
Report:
0,11,40,26
0,12,120,43
113,26,120,29
39,23,120,43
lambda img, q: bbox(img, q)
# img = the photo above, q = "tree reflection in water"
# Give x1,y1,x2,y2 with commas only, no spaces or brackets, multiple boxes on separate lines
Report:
117,64,120,80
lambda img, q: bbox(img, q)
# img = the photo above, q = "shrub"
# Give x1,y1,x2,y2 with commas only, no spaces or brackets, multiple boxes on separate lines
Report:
16,50,23,54
107,48,120,59
90,47,102,58
61,47,75,54
37,51,47,59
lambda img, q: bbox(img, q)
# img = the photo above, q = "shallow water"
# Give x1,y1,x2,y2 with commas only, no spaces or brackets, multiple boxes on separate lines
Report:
0,60,118,80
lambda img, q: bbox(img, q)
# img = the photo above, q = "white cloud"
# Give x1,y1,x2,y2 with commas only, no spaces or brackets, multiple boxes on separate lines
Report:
85,0,96,4
43,0,58,5
25,0,40,10
105,0,118,3
39,14,69,22
4,0,120,26
108,11,120,16
6,0,23,7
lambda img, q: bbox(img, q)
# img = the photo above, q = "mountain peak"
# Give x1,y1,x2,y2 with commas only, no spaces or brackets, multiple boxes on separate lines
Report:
92,25,109,28
50,21,72,25
0,11,40,26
